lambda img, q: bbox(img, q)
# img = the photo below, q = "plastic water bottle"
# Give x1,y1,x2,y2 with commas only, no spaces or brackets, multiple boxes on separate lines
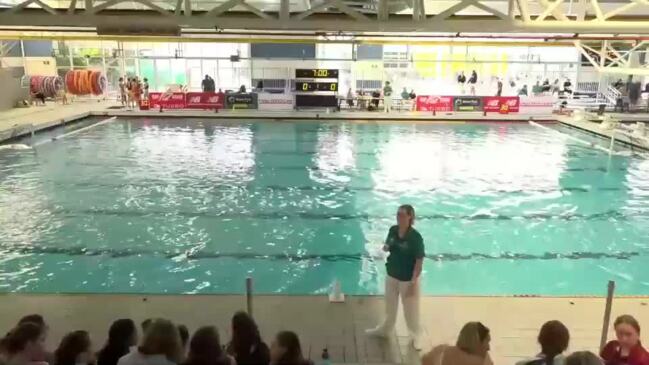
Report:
320,348,331,365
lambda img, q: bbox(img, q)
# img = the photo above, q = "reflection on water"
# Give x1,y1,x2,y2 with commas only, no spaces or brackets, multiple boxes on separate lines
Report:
0,119,648,295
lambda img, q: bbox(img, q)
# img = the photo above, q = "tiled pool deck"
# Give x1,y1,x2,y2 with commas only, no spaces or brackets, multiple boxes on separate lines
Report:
2,294,648,365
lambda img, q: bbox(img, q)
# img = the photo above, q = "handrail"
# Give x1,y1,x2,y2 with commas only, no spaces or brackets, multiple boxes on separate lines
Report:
600,281,615,351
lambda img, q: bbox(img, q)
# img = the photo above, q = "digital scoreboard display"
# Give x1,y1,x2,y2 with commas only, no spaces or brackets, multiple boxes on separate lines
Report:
295,81,338,92
295,69,339,79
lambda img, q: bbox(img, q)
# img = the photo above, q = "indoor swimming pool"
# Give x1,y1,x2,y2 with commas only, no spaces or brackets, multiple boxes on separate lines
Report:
0,118,648,295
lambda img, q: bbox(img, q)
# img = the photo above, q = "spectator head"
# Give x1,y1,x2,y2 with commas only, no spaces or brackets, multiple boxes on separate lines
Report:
18,314,46,329
230,311,261,357
143,78,148,83
178,325,190,350
141,319,153,334
538,320,570,362
565,351,604,365
456,322,490,358
186,326,226,365
385,81,390,86
1,322,47,359
138,319,183,363
107,318,138,349
204,75,209,80
270,331,304,365
119,77,124,82
397,204,415,228
55,330,94,365
614,315,641,350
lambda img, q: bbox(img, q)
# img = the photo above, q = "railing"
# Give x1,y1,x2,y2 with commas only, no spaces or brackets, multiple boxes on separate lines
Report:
603,85,622,106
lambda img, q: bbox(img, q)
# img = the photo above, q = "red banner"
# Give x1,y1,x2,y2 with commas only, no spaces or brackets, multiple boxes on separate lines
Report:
483,96,520,113
149,92,186,109
185,92,224,109
416,96,454,112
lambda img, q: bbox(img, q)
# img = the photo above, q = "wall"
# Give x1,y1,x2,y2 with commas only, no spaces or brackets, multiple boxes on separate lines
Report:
251,43,316,59
0,68,28,111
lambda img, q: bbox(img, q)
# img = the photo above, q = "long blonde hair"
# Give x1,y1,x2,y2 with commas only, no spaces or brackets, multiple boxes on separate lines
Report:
456,322,489,356
139,319,183,363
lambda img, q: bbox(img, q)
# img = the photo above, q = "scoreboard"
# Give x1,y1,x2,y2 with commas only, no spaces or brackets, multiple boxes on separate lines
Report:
295,69,339,79
296,81,338,92
294,69,339,109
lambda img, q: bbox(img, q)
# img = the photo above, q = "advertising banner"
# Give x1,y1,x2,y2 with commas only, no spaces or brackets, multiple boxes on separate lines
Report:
258,93,295,111
225,92,258,109
415,96,454,112
519,96,556,115
454,96,482,111
185,92,224,109
483,96,520,113
149,92,186,109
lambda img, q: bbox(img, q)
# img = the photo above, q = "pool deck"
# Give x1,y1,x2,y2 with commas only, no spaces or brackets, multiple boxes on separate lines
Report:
3,100,649,151
561,114,649,151
1,293,648,365
0,99,559,144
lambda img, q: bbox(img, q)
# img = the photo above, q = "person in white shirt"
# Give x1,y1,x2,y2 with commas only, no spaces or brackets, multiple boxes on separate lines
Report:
383,81,393,113
117,319,183,365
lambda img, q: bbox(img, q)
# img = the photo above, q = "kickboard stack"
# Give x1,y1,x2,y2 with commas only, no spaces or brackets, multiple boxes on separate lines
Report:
65,70,107,96
29,76,64,98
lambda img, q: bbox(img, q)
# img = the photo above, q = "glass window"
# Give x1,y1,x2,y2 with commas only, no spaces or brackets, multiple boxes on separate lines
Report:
170,59,186,85
139,59,155,89
155,59,171,89
317,44,353,60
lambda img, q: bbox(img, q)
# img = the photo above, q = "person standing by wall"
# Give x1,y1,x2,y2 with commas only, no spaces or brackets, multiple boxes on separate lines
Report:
201,76,210,93
468,70,477,95
458,71,467,94
496,78,503,97
118,77,127,107
142,78,150,102
366,204,424,350
383,81,393,113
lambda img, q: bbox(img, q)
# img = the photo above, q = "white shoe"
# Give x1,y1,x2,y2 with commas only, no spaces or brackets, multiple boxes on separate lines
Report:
411,336,423,351
365,326,389,338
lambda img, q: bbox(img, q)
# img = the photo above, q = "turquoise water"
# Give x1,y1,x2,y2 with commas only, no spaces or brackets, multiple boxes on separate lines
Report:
1,118,649,295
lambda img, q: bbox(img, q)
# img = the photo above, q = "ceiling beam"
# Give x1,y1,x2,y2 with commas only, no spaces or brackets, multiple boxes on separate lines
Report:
3,8,649,34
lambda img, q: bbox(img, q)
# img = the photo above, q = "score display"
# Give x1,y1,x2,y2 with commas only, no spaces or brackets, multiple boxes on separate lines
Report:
296,81,338,92
295,69,339,79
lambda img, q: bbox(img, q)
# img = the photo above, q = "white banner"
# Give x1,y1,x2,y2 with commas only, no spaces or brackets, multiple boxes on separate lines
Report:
258,93,295,111
519,96,556,115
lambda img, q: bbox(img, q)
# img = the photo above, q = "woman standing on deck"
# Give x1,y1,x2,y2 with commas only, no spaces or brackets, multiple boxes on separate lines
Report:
366,204,425,351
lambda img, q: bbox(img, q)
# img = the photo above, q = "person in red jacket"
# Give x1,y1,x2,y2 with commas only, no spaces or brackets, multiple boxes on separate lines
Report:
601,315,649,365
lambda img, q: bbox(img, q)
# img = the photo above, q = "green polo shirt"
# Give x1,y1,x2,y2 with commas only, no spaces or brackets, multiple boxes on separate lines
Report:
385,225,425,282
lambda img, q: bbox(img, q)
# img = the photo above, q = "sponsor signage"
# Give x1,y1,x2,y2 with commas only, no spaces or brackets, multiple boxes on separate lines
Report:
149,92,185,109
415,96,454,112
185,92,224,109
225,92,258,109
483,96,520,113
519,96,556,114
258,93,295,111
454,96,482,111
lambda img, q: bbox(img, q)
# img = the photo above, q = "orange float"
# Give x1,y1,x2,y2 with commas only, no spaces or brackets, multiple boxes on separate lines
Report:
64,70,107,96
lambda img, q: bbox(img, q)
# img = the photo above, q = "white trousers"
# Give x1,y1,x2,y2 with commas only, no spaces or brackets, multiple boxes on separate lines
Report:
384,95,392,113
379,275,421,338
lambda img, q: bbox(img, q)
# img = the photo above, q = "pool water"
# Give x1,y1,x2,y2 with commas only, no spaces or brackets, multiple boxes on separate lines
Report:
1,118,648,295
